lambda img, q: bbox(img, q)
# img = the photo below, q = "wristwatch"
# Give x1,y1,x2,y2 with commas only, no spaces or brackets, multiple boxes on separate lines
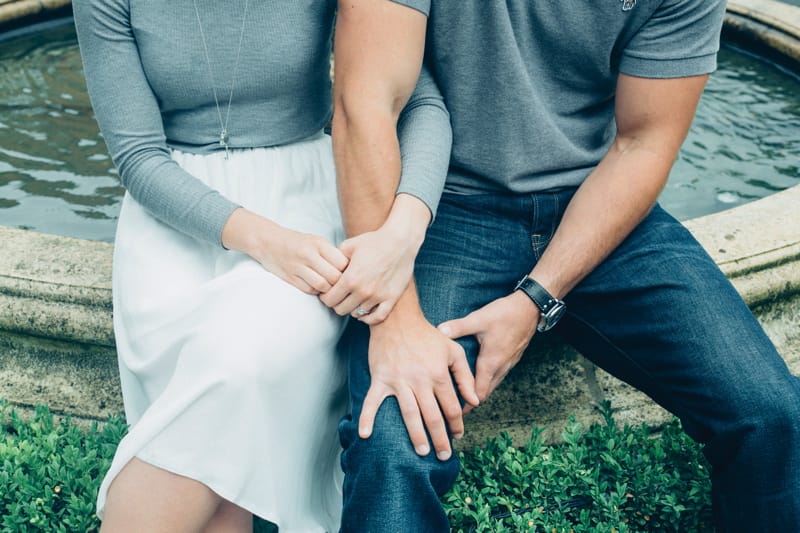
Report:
514,276,567,332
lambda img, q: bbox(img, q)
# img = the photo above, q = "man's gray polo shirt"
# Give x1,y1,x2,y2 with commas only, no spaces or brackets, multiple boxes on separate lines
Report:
392,0,727,196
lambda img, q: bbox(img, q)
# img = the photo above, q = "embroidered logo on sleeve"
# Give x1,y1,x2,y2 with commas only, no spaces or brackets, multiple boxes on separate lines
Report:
621,0,637,10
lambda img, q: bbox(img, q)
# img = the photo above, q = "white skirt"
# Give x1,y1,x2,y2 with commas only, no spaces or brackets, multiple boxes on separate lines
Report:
97,132,348,532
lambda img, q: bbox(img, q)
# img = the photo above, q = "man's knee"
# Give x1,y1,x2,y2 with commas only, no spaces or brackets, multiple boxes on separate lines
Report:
753,382,800,443
713,376,800,456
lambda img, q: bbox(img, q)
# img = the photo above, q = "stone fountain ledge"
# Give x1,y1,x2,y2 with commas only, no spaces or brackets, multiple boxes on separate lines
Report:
1,185,798,439
0,0,799,444
726,0,800,69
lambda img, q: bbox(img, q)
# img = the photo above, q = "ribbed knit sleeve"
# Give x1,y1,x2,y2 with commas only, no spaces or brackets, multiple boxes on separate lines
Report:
73,0,240,246
396,64,452,220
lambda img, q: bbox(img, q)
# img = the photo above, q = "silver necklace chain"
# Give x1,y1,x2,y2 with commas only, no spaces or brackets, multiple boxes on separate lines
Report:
192,0,250,159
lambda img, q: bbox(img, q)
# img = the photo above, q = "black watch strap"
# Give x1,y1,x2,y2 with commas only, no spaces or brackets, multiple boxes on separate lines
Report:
514,276,566,332
515,277,559,314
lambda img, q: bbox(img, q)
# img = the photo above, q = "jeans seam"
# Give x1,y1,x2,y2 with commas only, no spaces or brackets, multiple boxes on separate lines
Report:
551,192,560,241
530,194,542,260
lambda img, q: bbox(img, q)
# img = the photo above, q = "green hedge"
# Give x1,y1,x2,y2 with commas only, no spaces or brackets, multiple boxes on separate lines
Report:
0,403,123,532
0,401,711,532
445,403,712,532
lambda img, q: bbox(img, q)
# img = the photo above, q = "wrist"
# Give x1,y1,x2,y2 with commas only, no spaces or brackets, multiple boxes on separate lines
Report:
514,275,567,332
371,306,425,337
372,283,426,330
383,194,430,249
527,268,567,301
509,289,540,323
221,208,278,256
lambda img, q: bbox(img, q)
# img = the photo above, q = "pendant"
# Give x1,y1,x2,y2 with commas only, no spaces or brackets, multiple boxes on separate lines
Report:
219,128,230,159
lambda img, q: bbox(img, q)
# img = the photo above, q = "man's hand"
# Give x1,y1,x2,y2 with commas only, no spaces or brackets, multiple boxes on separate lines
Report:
320,194,430,324
360,308,479,461
439,291,539,411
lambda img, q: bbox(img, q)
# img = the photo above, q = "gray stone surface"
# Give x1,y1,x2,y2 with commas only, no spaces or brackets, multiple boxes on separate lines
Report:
686,184,800,307
728,0,800,40
726,0,800,69
0,226,113,346
0,331,120,420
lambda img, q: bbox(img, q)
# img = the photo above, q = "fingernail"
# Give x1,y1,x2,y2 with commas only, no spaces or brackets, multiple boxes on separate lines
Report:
439,324,451,336
453,432,464,440
359,427,369,438
416,444,430,455
437,450,452,461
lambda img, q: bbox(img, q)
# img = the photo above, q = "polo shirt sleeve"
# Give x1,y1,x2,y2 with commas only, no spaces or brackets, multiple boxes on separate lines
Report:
620,0,727,78
390,0,430,17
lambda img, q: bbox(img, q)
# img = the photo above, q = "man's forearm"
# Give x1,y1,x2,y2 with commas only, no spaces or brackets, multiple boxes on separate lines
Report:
331,76,430,318
332,110,403,235
528,73,709,299
332,113,431,323
330,0,435,323
332,0,428,236
529,138,673,298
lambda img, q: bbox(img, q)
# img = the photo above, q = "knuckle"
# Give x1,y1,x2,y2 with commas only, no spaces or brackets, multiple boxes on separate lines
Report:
432,372,452,387
433,439,449,451
398,404,418,420
352,286,368,300
338,276,353,292
442,404,462,420
449,344,465,358
396,396,414,411
426,416,447,434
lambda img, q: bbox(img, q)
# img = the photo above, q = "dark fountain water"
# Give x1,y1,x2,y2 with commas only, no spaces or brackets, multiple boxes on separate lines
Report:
1,22,799,242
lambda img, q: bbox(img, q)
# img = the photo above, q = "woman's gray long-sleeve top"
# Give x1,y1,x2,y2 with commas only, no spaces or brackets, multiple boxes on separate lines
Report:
73,0,450,245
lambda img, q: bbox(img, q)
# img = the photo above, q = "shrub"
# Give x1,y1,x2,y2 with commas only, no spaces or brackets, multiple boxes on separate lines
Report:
0,400,711,532
444,402,712,532
0,402,125,533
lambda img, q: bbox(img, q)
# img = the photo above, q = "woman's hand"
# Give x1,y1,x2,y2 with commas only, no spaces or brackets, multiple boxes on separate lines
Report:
221,208,349,295
319,194,431,324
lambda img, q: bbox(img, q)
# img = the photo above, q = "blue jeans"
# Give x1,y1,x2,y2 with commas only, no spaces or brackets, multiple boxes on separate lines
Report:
339,189,800,532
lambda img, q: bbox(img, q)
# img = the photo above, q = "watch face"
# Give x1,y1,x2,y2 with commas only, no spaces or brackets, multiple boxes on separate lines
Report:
550,303,567,325
540,302,567,332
